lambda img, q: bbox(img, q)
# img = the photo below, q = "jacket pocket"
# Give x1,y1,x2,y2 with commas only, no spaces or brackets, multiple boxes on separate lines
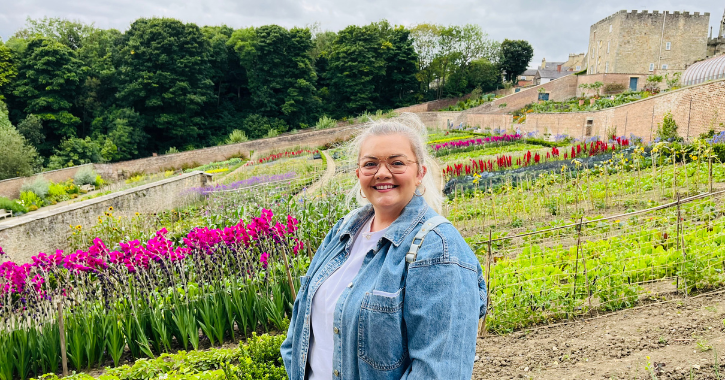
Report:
357,288,408,370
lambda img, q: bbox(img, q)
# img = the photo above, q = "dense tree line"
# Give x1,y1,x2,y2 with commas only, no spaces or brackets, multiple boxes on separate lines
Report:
0,17,532,175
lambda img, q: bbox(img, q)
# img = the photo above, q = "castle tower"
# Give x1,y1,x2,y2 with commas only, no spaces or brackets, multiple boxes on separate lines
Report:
720,8,725,38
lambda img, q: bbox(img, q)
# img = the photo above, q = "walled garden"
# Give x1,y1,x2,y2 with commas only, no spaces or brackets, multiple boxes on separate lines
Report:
1,128,725,379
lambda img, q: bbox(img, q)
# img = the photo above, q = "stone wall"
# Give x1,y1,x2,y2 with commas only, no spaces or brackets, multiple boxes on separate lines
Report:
0,171,211,264
587,10,709,74
0,125,359,200
516,78,725,142
0,164,94,200
708,36,725,58
394,94,470,113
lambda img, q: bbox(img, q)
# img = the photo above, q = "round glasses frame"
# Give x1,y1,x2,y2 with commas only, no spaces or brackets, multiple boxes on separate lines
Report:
357,155,419,176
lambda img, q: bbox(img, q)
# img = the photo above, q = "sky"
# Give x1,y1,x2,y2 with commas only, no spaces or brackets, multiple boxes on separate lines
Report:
0,0,723,68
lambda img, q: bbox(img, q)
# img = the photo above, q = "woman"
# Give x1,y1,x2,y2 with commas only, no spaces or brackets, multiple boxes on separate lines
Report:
281,118,487,379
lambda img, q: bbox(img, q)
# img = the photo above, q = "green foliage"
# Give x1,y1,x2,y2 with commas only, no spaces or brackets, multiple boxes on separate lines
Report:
0,196,28,214
165,147,180,155
74,166,98,186
227,129,248,144
665,72,681,89
0,42,17,99
656,111,680,142
265,129,279,138
515,91,645,115
115,18,214,153
19,191,44,208
242,114,287,139
326,21,419,118
20,176,49,198
10,37,83,155
47,137,103,169
499,39,534,83
0,101,40,180
16,114,45,147
440,93,495,111
314,115,337,130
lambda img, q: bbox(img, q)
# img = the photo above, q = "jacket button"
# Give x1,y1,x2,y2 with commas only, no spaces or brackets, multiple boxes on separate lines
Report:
334,370,340,377
333,327,340,334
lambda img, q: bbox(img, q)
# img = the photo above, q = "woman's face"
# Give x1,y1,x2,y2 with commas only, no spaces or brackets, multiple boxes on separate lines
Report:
356,134,426,214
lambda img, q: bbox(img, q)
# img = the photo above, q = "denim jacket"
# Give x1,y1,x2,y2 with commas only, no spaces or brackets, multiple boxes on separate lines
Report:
281,195,487,380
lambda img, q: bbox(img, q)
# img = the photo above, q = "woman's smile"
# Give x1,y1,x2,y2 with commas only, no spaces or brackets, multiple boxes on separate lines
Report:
371,183,398,192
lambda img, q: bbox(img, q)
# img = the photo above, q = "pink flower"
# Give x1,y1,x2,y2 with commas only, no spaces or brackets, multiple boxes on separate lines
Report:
259,252,269,269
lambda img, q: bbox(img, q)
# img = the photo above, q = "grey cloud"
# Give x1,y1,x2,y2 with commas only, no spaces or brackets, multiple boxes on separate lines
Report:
1,0,722,68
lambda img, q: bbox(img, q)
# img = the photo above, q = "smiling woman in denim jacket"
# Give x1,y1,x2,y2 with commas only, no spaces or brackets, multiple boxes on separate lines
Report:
281,117,487,380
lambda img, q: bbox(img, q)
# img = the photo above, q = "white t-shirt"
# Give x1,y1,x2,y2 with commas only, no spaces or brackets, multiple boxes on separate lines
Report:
307,216,388,380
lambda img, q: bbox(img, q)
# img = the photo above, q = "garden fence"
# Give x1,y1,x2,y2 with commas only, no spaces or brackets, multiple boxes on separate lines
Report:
478,189,725,334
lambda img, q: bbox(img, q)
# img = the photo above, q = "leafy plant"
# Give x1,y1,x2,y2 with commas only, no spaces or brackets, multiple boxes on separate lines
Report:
20,176,49,199
74,167,98,186
227,130,249,144
314,115,337,130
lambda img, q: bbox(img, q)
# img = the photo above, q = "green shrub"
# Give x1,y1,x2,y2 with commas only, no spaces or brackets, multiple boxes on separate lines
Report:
265,129,279,138
47,182,68,203
19,191,44,208
227,129,249,144
74,167,98,186
656,111,680,142
314,115,337,130
0,196,28,214
166,147,180,155
94,175,105,188
20,176,49,198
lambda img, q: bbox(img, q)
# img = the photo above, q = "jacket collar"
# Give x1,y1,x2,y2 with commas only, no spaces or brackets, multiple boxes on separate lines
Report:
340,195,430,247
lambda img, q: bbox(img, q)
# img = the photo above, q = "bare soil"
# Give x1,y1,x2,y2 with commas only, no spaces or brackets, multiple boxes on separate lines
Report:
473,290,725,379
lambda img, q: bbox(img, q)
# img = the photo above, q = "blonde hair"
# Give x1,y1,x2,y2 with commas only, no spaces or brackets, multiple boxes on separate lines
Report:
345,113,444,213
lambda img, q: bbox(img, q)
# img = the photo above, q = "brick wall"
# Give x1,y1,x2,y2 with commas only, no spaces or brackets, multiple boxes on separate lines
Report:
416,112,464,129
466,114,515,130
0,171,211,264
518,78,725,142
577,73,650,95
0,164,94,200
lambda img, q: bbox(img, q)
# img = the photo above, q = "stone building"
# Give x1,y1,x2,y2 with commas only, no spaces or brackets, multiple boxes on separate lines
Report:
585,10,709,75
563,53,586,72
707,9,725,57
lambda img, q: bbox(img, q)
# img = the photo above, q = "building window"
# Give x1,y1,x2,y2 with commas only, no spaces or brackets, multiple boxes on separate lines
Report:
607,41,610,53
649,63,655,71
605,62,609,73
661,64,668,70
665,42,671,50
609,25,612,33
576,65,581,71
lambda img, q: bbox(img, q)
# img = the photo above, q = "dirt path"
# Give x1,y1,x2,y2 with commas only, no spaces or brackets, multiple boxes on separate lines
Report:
302,151,336,195
473,291,725,379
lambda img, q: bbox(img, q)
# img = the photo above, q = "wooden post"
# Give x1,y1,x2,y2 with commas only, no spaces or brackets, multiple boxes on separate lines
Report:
479,230,493,337
58,302,68,377
710,156,714,193
649,105,655,143
686,97,693,142
676,194,687,297
623,111,628,138
572,217,583,316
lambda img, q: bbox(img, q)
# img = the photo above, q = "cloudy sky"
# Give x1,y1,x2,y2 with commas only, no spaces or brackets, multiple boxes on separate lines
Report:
1,0,723,67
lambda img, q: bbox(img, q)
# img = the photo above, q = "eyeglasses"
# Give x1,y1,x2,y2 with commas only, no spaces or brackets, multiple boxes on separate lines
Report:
357,154,418,176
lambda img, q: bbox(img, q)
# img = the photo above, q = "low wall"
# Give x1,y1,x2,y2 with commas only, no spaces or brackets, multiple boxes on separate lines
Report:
0,125,359,200
517,78,725,142
0,171,211,264
395,94,471,113
466,114,515,130
0,164,93,200
416,112,463,129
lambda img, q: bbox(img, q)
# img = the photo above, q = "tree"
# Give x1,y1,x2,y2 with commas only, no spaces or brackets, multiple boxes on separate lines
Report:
230,25,320,129
11,37,83,156
115,18,214,153
91,107,147,160
0,41,17,100
0,101,39,179
499,39,533,83
13,17,97,51
375,22,419,108
16,114,45,147
47,136,105,169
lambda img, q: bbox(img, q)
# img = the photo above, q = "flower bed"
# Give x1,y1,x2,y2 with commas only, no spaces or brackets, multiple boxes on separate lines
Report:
432,134,521,157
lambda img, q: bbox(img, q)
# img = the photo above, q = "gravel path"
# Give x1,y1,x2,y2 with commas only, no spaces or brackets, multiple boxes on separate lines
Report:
303,150,336,195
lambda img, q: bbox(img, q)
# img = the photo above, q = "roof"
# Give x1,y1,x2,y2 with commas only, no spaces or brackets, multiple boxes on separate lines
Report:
682,54,725,86
522,69,538,76
539,61,567,70
536,68,571,80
